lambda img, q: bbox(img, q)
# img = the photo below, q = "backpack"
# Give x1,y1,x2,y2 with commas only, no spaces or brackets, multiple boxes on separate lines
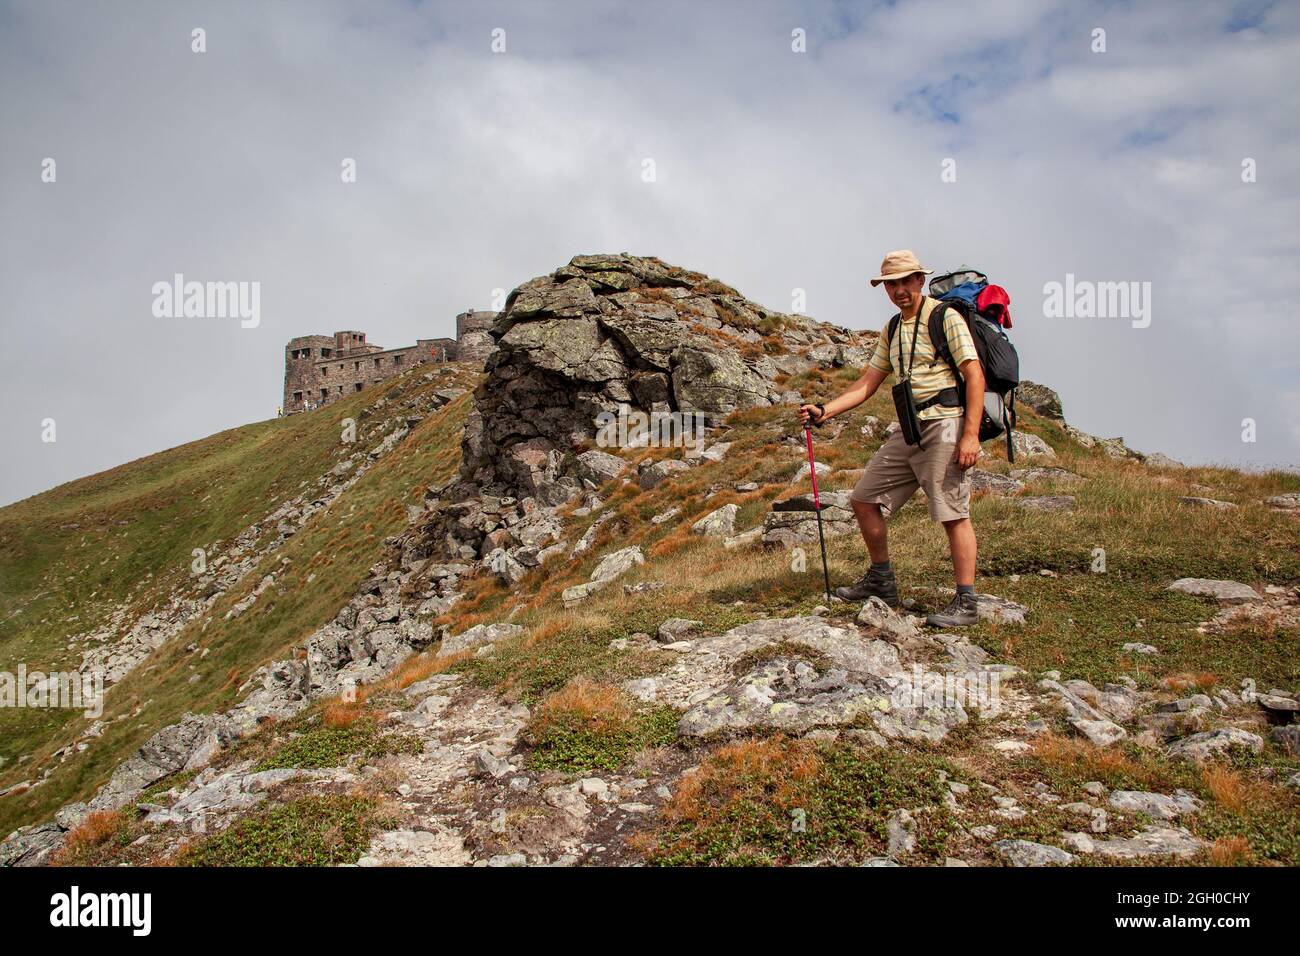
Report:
887,271,1021,461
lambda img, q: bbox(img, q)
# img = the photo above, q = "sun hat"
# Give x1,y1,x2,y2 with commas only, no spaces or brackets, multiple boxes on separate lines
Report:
869,249,933,287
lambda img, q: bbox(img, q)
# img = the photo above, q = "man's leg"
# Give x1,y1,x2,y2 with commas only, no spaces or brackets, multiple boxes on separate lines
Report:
851,498,890,563
919,418,978,627
942,516,977,586
838,434,916,605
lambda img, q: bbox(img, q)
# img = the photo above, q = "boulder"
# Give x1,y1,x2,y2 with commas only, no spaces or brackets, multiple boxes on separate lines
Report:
1166,728,1264,763
692,504,739,537
575,450,627,485
1167,578,1260,604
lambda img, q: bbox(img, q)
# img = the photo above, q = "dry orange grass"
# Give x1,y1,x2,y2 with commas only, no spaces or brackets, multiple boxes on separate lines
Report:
662,736,821,826
1030,733,1161,788
387,647,474,690
51,810,125,863
321,697,370,728
528,678,633,739
1208,835,1254,866
1161,672,1219,692
1199,764,1264,814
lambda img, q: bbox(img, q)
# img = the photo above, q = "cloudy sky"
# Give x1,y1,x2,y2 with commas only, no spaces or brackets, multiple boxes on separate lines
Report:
2,0,1297,506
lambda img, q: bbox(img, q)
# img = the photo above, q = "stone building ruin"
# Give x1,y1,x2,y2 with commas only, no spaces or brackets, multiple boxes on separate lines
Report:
282,309,497,414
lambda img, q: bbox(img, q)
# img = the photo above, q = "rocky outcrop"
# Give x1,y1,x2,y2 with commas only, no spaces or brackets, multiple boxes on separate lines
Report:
400,254,875,570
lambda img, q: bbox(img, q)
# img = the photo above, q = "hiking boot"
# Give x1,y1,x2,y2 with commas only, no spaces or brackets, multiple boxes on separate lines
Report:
834,567,899,605
926,592,979,628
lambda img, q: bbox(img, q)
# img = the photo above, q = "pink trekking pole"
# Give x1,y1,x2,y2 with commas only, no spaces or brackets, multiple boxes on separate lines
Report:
804,424,833,602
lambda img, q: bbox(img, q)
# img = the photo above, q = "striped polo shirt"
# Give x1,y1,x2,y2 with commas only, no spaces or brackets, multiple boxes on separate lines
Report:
867,296,979,421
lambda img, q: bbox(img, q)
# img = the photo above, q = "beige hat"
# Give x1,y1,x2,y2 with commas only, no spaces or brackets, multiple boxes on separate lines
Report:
869,249,933,287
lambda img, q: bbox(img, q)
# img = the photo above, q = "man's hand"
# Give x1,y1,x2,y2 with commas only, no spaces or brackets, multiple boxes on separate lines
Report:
799,404,825,427
956,433,980,470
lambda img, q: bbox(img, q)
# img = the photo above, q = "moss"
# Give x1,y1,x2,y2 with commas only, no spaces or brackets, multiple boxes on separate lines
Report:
176,794,390,867
526,705,680,774
253,717,421,772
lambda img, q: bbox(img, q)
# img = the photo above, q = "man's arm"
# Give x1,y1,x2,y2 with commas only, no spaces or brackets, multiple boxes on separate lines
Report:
799,365,887,425
956,357,984,469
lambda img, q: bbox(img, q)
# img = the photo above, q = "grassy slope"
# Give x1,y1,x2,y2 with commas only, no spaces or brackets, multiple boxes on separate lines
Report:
0,368,473,835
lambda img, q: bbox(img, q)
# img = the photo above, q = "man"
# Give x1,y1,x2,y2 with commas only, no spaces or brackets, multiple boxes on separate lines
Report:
799,249,984,627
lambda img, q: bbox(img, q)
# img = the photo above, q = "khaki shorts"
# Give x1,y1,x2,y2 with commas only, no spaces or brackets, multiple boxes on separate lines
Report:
850,417,971,523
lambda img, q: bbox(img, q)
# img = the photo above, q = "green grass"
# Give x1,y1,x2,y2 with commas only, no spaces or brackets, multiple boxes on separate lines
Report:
525,705,679,774
176,794,391,867
254,717,422,772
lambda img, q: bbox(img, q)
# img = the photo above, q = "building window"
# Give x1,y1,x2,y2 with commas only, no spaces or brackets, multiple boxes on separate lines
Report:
355,383,363,391
394,354,403,365
293,391,302,402
374,357,382,367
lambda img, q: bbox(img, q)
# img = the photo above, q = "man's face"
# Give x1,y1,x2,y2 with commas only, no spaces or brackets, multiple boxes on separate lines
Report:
883,273,926,312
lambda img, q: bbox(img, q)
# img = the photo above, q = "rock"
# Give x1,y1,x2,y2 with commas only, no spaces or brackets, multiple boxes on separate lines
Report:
1010,432,1056,460
623,581,665,596
994,840,1074,867
1178,496,1237,510
1144,453,1184,469
357,828,472,867
1271,725,1300,756
772,490,853,512
791,461,835,484
856,597,923,642
590,546,644,583
1092,826,1205,860
692,504,739,537
650,507,681,525
886,808,916,857
968,593,1028,625
761,508,857,547
1016,381,1063,420
474,749,512,779
1060,832,1095,854
639,458,692,490
575,450,627,485
0,823,67,867
657,618,704,643
1266,493,1300,510
1009,466,1085,484
1257,693,1300,717
969,470,1024,495
1122,642,1159,655
1017,495,1075,512
1070,718,1127,747
723,528,763,549
1108,790,1202,820
1167,578,1260,605
543,784,590,819
671,345,773,419
1166,728,1264,763
441,622,523,656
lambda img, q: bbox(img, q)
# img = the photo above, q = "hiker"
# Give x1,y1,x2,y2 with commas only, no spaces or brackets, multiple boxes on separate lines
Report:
799,249,985,627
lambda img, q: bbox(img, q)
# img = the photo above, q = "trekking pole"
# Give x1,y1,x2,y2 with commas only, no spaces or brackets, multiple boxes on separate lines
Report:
803,424,833,602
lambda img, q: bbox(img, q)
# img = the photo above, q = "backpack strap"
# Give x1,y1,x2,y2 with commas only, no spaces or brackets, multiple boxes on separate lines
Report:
928,300,965,393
